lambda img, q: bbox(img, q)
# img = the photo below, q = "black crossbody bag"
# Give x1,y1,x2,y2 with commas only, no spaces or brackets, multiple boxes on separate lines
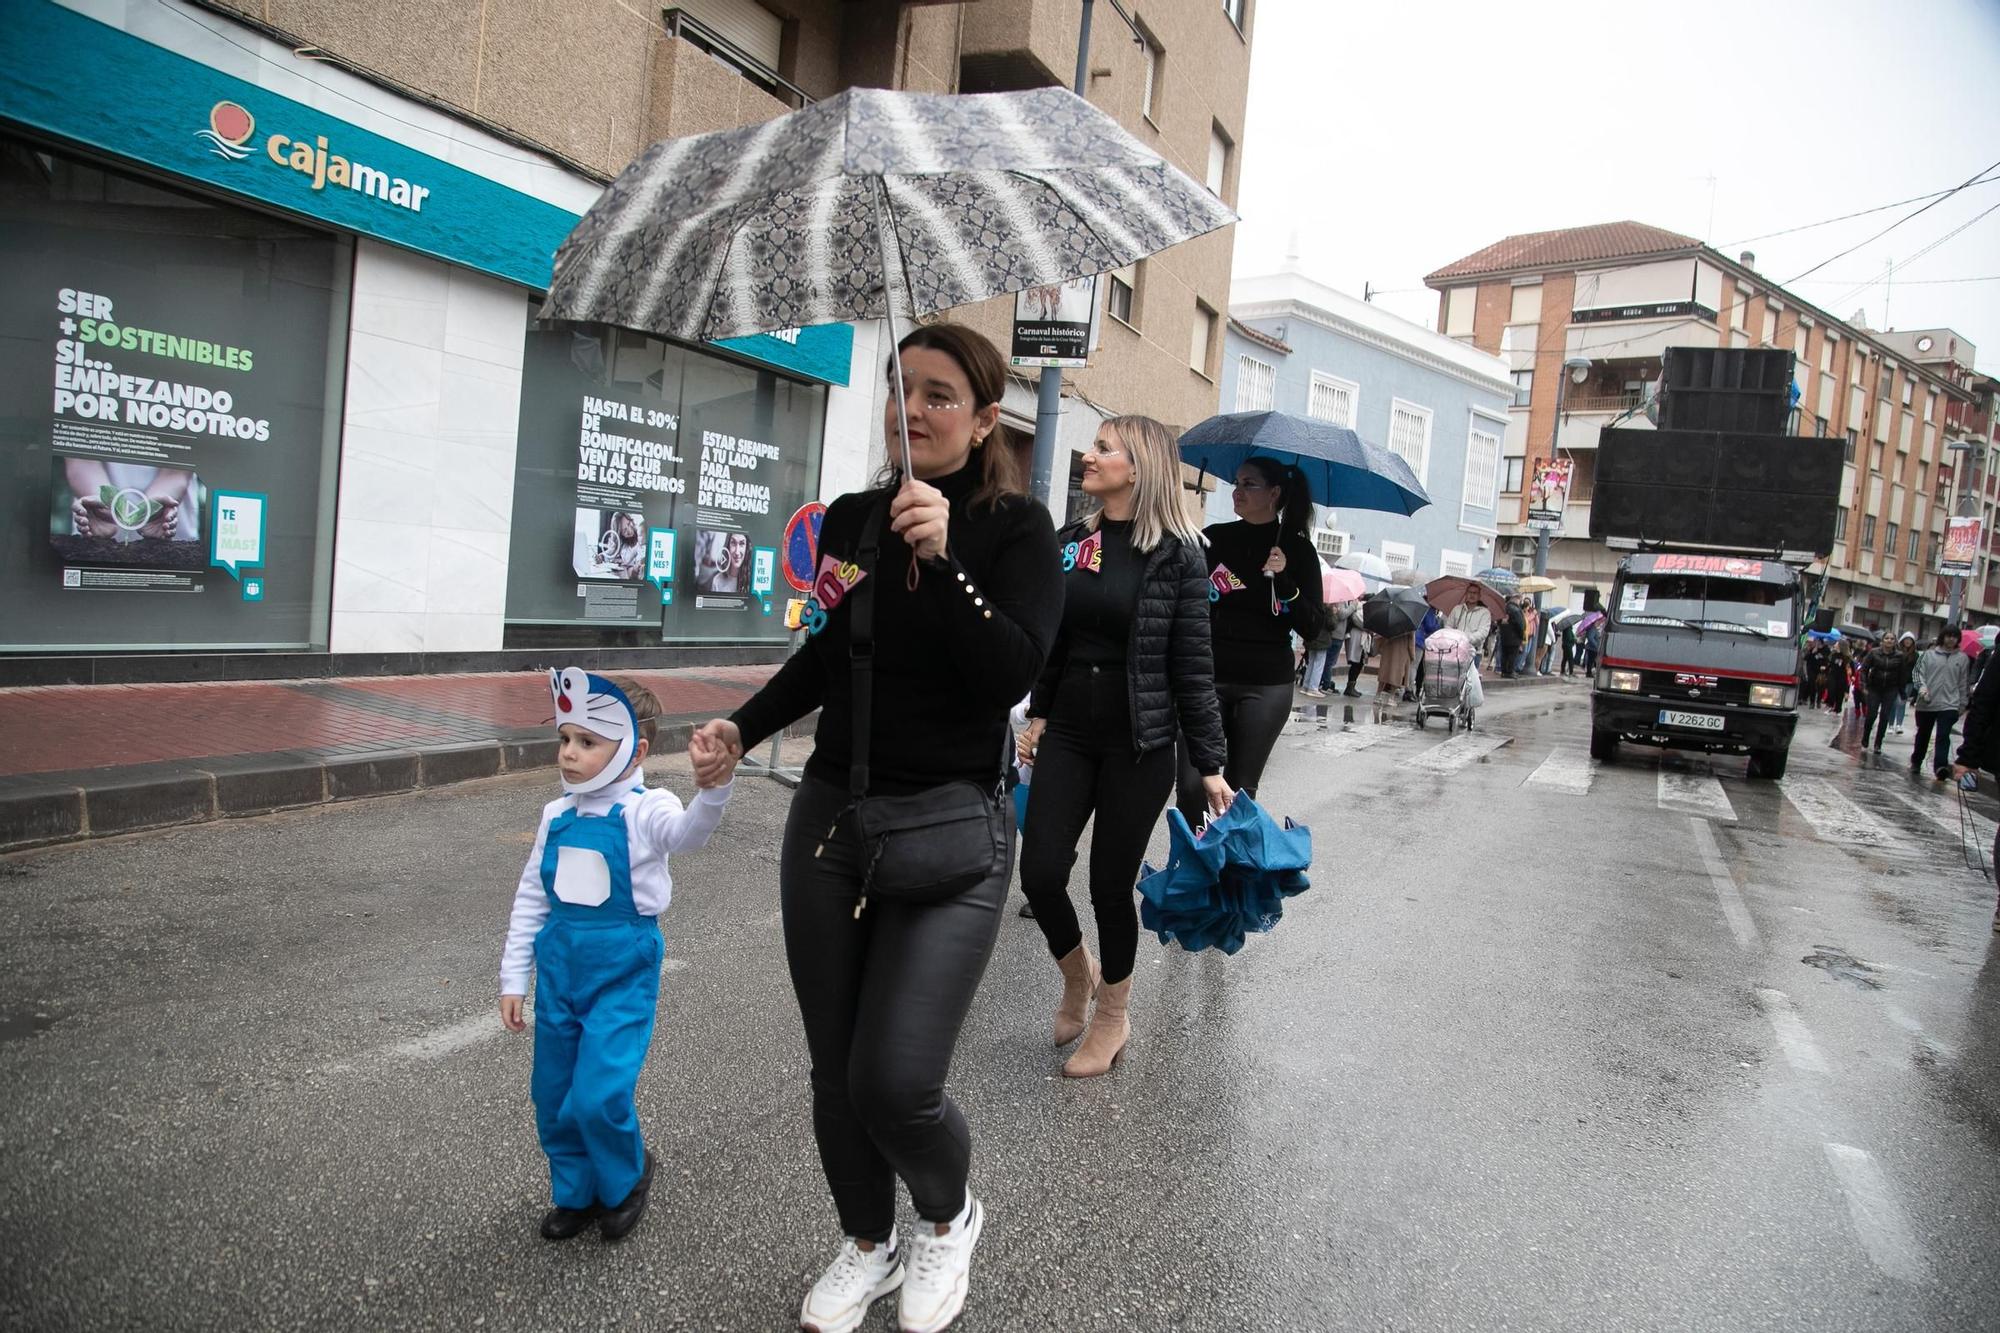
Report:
820,496,1011,918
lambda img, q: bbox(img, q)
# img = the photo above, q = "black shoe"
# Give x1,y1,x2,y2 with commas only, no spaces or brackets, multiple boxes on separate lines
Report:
599,1150,655,1242
1017,900,1036,919
540,1204,603,1241
1343,687,1361,697
1936,769,1952,782
1909,759,1922,774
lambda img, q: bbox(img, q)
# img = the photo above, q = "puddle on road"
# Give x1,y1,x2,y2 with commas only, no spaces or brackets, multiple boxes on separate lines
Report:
0,1009,59,1043
1800,945,1884,990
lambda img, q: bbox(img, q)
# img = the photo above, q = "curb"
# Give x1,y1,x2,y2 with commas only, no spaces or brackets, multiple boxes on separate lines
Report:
0,716,814,855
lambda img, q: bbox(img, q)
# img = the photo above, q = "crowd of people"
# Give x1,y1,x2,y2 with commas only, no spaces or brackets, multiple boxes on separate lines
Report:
1299,589,1602,700
1806,626,1988,780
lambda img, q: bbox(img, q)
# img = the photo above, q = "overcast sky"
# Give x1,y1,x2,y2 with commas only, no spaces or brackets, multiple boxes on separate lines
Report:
1232,0,2000,374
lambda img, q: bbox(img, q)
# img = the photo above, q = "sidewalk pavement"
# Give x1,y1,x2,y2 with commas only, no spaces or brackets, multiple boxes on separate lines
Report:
0,665,791,852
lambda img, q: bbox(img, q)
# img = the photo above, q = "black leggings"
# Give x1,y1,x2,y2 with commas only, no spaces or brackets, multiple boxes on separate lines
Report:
1175,679,1293,826
1346,658,1366,691
779,776,1009,1242
1019,665,1176,984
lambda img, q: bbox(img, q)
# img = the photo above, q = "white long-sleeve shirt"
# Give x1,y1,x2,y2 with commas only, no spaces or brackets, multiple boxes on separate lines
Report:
499,769,733,995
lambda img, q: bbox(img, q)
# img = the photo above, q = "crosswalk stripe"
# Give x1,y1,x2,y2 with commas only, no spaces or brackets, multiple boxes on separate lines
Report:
1402,733,1511,774
1658,769,1737,822
1524,746,1594,794
1294,729,1392,757
1779,777,1912,852
1887,788,1998,854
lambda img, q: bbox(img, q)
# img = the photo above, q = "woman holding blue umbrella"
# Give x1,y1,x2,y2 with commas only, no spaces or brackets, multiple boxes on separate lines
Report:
1174,456,1323,827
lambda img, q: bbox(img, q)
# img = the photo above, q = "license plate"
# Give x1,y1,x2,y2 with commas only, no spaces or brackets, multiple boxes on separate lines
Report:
1659,709,1724,731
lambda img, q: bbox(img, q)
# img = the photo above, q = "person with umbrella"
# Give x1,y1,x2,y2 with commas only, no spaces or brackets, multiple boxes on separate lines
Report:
1015,416,1230,1079
1174,457,1324,827
689,325,1063,1333
1498,596,1527,679
1441,582,1494,663
1340,602,1373,696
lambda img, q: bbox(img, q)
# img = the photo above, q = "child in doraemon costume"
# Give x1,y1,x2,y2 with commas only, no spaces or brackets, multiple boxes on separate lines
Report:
499,669,732,1242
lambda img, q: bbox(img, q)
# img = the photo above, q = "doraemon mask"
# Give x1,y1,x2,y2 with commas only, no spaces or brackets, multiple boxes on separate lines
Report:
550,668,641,795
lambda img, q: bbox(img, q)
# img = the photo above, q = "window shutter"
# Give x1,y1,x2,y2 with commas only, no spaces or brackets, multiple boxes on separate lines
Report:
672,0,783,70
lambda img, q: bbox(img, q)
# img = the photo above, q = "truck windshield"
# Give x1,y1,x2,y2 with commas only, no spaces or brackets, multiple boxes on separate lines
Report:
1614,575,1793,637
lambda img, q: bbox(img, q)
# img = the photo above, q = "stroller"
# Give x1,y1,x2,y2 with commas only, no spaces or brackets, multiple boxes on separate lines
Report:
1416,627,1480,732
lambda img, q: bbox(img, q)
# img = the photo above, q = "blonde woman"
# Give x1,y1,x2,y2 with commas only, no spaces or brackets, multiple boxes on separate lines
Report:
1016,417,1232,1078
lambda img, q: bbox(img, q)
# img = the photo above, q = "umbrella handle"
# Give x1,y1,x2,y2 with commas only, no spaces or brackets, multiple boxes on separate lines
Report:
871,180,922,590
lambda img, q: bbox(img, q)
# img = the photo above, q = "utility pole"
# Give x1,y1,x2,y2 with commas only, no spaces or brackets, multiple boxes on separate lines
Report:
1028,0,1096,510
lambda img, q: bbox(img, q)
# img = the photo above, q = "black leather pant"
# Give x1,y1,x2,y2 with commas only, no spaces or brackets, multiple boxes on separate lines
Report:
1019,664,1176,984
1175,679,1293,826
780,776,1009,1242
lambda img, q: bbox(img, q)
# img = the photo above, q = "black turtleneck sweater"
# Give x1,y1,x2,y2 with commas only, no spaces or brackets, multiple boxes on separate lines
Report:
730,463,1063,795
1202,519,1324,686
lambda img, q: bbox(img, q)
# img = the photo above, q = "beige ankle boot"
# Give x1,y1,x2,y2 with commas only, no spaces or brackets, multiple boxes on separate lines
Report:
1053,945,1100,1045
1062,976,1131,1078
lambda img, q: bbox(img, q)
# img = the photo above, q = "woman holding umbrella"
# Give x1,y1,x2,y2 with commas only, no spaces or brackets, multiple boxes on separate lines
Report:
1016,416,1231,1079
1175,457,1324,826
689,325,1062,1333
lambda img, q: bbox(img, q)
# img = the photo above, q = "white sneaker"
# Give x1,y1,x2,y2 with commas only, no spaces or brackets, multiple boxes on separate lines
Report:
801,1234,903,1333
898,1195,984,1333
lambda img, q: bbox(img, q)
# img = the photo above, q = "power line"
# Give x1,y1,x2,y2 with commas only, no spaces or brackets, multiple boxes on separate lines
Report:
1722,172,2000,247
1786,158,2000,284
1792,274,2000,287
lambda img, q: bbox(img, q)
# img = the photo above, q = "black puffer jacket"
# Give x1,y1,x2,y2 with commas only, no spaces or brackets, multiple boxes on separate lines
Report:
1030,521,1227,775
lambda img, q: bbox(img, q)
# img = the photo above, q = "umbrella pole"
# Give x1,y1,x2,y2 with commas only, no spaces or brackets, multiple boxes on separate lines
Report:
871,179,915,484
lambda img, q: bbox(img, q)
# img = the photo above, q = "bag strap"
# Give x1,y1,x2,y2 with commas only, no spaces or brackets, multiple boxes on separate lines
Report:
848,494,889,801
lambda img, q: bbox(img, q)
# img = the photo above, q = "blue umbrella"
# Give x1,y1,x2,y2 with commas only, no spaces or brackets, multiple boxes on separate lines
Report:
1179,411,1431,515
1474,566,1520,596
1137,795,1312,955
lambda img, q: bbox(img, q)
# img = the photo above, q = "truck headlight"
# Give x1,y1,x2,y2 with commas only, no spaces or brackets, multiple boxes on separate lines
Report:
1749,684,1792,709
1602,670,1641,693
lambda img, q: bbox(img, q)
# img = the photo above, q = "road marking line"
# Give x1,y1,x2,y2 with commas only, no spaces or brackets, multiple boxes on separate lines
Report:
1822,1143,1931,1284
1881,1000,1957,1061
1658,769,1737,821
386,1011,505,1061
1297,729,1391,756
1888,788,1998,851
1753,988,1829,1074
1780,778,1912,853
1689,817,1760,951
1402,733,1511,774
1523,746,1594,794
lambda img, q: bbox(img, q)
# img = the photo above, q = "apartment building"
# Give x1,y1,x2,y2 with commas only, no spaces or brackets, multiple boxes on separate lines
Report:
0,0,1250,671
1423,221,1982,637
1218,268,1515,579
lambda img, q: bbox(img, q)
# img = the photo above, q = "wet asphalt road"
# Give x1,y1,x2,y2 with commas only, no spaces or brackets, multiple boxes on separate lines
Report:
3,681,1998,1332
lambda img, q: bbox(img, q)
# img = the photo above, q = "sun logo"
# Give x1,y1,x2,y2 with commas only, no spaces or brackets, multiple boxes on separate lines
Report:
196,102,256,160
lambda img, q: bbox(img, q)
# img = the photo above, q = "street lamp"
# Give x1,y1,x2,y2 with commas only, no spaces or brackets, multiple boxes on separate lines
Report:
1946,436,1979,624
1533,355,1593,589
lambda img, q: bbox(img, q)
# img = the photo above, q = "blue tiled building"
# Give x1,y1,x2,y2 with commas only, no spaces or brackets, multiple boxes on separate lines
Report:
1217,269,1516,581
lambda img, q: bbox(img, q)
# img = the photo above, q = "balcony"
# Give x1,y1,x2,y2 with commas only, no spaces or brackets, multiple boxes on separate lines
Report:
1550,359,1658,450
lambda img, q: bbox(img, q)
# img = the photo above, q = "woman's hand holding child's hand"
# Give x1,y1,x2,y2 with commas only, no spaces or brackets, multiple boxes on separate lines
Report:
688,719,743,789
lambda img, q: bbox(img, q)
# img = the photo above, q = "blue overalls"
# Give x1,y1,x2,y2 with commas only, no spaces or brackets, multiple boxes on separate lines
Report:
530,798,664,1210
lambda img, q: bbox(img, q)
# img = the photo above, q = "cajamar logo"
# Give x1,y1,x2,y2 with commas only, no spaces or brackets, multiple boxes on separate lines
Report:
197,101,256,160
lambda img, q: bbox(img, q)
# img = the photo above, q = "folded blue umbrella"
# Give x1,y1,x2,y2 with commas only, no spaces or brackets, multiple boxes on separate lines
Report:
1138,794,1312,955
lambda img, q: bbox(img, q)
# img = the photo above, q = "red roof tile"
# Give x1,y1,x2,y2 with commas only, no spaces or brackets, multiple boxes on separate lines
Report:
1425,221,1702,284
1228,316,1291,355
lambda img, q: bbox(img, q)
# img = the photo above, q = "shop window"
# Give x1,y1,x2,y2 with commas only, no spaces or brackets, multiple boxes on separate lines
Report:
503,321,827,646
1,135,350,652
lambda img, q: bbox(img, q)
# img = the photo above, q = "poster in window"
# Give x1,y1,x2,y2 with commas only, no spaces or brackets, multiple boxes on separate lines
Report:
1527,457,1572,532
1,137,347,649
1010,276,1096,368
505,321,827,641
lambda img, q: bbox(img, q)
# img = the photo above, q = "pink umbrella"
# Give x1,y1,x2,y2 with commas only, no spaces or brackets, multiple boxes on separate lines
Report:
1323,562,1369,603
1958,625,1995,658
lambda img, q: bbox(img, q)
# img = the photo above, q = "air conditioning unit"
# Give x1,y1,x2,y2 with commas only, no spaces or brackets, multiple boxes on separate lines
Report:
1510,555,1536,574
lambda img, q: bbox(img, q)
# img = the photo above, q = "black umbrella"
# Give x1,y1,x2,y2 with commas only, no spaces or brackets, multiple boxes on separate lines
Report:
1833,623,1880,642
1361,587,1427,638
